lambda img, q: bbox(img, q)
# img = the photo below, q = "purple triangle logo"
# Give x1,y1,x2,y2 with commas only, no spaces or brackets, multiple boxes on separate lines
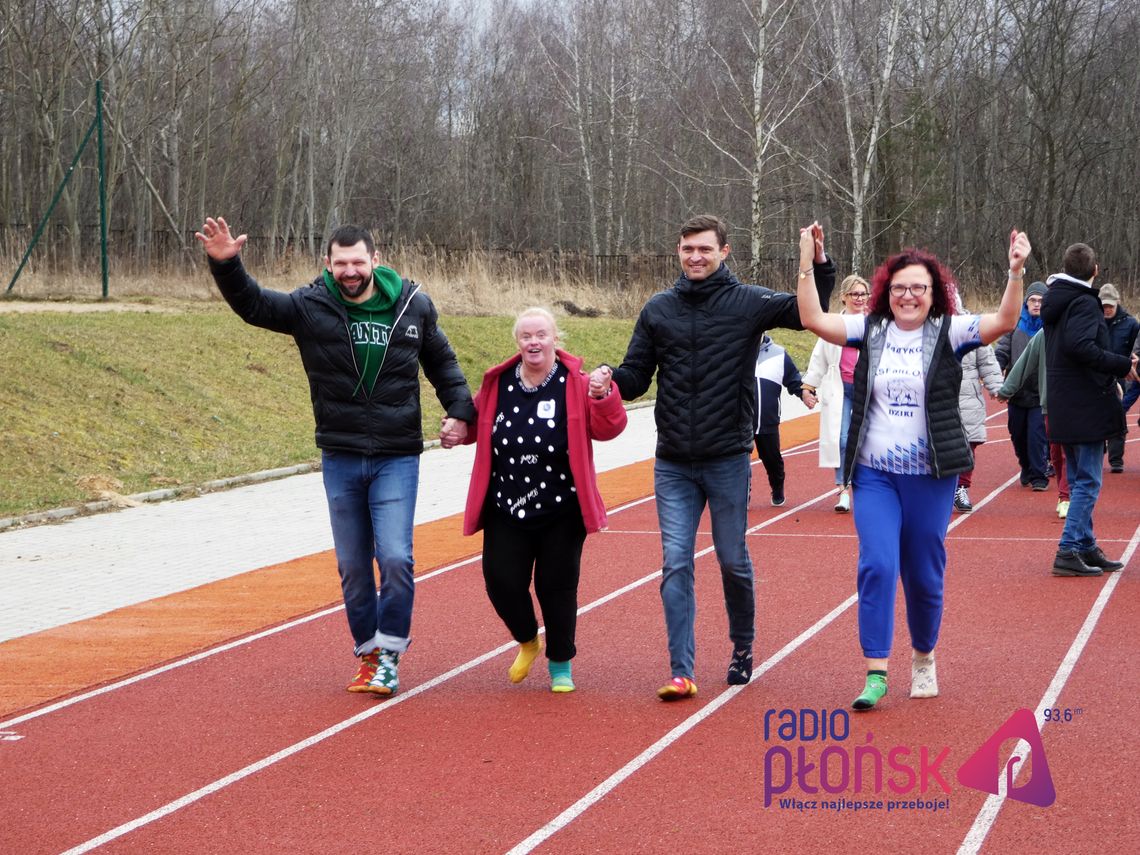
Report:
956,708,1056,807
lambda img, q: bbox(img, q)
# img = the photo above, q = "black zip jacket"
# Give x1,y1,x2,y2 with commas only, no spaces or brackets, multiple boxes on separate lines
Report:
612,258,835,461
209,255,475,455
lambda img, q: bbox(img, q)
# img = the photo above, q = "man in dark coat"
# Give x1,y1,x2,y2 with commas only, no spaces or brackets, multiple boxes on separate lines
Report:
196,217,475,695
594,214,835,699
1041,244,1137,577
1099,283,1139,472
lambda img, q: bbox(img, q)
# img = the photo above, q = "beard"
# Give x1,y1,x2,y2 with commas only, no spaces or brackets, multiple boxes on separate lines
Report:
335,271,371,299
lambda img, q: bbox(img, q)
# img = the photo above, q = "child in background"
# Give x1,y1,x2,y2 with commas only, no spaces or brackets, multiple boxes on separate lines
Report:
754,334,811,506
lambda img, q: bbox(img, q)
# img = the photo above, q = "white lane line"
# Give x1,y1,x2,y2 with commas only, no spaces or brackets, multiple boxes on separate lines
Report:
957,522,1140,855
51,486,842,852
0,553,481,729
505,593,859,855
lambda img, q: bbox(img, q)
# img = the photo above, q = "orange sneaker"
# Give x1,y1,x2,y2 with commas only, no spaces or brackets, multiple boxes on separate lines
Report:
656,676,698,701
346,650,380,693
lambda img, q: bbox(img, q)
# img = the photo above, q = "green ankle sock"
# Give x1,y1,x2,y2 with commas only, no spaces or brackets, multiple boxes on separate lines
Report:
549,660,574,693
852,670,888,711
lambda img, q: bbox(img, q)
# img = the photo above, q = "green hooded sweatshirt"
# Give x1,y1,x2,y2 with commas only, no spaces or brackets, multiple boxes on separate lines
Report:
323,266,403,396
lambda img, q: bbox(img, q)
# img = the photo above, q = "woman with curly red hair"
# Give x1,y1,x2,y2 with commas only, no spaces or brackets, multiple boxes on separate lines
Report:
796,223,1031,710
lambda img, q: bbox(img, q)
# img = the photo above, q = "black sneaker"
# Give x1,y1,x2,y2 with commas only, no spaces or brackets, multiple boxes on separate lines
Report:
771,487,785,507
1110,465,1124,474
727,648,753,685
1051,550,1102,577
953,486,972,512
1079,546,1124,572
1031,480,1049,492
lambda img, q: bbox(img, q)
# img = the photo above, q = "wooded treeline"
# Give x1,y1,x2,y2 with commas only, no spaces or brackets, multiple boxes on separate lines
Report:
2,0,1138,290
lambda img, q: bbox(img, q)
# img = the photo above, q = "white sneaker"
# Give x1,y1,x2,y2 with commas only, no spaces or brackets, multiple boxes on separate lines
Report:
910,653,938,699
834,489,851,513
1057,499,1070,519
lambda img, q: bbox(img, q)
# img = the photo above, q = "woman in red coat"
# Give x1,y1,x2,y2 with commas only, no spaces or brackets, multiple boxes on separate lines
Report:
462,307,627,692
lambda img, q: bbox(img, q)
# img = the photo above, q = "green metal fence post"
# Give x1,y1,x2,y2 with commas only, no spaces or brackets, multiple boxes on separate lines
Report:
96,80,109,298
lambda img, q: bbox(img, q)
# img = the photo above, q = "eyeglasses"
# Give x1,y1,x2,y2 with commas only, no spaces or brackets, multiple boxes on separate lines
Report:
889,283,930,297
845,292,869,300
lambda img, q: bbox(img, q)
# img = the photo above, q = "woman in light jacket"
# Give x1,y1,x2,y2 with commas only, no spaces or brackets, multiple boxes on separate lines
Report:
801,275,870,512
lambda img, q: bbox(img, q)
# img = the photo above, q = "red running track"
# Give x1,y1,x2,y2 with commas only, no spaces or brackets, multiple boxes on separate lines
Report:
1,408,1137,854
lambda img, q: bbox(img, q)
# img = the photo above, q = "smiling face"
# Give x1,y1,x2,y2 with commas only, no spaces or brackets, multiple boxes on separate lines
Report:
842,284,870,314
515,311,557,376
325,240,379,302
888,263,934,330
677,229,729,282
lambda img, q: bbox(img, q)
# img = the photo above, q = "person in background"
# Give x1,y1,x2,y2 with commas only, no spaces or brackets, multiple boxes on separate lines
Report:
995,282,1050,491
753,334,811,507
952,341,1005,512
1041,245,1137,577
797,224,1030,711
1099,284,1139,473
461,308,626,693
801,275,870,513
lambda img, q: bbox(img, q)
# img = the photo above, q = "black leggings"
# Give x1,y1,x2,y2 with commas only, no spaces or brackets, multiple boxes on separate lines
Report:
753,432,784,491
481,509,587,662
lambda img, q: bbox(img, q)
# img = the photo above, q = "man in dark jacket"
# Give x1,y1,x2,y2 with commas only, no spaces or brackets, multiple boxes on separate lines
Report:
1099,283,1139,472
995,281,1049,489
597,214,835,699
196,217,475,694
1041,243,1136,577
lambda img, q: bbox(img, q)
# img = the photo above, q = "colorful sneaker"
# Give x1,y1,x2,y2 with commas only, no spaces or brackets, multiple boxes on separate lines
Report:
347,650,380,693
367,649,400,695
1056,499,1070,519
726,648,753,685
657,676,698,701
509,636,542,683
549,660,575,693
910,654,938,699
852,673,888,711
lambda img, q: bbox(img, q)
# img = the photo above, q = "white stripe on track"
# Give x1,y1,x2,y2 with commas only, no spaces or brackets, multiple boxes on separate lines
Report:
957,523,1140,855
504,593,859,855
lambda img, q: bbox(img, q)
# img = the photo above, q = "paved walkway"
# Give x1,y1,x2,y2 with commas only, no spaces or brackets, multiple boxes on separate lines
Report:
0,398,814,644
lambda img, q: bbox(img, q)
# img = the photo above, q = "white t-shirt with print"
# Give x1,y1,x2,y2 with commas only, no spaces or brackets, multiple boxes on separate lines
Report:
842,313,982,474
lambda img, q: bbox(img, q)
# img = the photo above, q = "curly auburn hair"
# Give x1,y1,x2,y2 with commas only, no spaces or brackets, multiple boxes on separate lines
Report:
867,248,957,320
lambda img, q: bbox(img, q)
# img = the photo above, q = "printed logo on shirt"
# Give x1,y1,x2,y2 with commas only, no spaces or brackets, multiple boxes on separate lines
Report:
537,399,556,419
350,321,391,347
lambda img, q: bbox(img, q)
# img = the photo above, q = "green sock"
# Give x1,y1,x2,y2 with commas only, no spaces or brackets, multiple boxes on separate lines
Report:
852,670,888,711
549,660,574,693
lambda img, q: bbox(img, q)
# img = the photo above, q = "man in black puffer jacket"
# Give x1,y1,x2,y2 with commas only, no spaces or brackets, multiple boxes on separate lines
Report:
600,214,835,699
197,217,475,695
1041,243,1136,577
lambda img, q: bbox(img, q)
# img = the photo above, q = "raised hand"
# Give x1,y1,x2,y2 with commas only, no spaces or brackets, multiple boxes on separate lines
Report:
810,221,826,263
1008,229,1031,274
195,217,247,261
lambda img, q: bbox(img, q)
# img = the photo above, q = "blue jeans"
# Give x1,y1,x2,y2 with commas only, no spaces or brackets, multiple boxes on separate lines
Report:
655,454,755,679
1059,442,1104,552
322,450,419,655
835,381,854,485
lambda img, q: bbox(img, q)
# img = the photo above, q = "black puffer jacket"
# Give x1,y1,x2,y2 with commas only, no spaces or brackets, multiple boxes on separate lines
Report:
612,259,835,461
209,255,475,455
1041,275,1130,444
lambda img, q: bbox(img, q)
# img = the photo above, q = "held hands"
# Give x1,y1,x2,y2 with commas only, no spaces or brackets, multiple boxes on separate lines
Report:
798,220,826,269
1008,229,1031,275
589,365,613,399
801,388,818,409
194,217,247,261
439,417,468,449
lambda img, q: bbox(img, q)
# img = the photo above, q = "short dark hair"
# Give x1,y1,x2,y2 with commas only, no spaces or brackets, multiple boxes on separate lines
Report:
1062,243,1096,280
678,214,728,248
326,224,375,259
868,248,956,320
